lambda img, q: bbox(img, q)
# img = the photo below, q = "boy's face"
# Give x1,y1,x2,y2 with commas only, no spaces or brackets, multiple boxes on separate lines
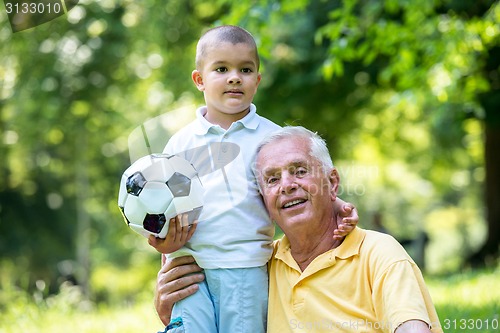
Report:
192,42,261,127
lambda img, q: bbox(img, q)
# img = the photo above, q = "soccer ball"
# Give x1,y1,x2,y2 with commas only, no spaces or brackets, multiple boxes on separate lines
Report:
118,154,204,238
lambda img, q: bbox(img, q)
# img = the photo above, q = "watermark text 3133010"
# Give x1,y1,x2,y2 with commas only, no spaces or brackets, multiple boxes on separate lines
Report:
3,0,79,32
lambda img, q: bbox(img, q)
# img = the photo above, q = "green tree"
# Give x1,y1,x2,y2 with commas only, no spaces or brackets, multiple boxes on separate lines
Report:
219,0,499,267
0,0,207,291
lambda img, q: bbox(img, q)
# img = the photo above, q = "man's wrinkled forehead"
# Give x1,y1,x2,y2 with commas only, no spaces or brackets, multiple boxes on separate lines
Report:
257,139,315,173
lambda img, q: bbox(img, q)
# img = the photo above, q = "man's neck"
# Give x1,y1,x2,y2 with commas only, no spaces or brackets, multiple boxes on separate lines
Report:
289,222,343,272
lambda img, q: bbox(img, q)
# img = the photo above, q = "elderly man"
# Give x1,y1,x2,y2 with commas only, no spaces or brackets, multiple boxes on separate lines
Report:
155,126,442,333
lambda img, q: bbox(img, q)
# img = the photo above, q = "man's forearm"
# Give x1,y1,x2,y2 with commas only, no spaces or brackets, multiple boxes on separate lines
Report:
395,320,433,333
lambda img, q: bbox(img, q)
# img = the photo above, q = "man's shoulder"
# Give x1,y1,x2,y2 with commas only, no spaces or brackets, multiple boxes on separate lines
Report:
360,229,413,263
363,229,398,243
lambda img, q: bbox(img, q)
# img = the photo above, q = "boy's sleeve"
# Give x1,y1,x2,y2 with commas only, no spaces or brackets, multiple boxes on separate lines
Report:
163,135,175,154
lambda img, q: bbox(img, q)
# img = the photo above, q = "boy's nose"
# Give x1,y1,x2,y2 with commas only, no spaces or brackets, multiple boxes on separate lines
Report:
228,73,242,84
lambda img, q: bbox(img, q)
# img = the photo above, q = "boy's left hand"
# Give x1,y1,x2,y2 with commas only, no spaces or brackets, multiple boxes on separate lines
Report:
148,214,197,254
334,203,359,240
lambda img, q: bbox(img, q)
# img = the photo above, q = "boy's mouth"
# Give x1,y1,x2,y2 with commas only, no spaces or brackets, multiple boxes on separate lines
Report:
225,89,243,95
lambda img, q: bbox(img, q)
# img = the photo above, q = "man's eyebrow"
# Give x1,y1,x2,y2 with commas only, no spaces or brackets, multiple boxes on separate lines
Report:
288,160,308,168
260,160,308,176
260,166,279,177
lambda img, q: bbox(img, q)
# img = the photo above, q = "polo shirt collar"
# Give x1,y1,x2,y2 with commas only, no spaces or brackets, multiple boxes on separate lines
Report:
193,103,259,135
274,236,300,271
331,227,365,260
273,227,365,274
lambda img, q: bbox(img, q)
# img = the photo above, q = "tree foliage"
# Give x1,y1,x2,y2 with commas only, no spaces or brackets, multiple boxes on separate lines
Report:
0,0,498,294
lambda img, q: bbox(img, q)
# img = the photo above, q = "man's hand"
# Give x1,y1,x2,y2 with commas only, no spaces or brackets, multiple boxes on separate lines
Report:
155,255,205,326
333,199,359,240
148,214,197,254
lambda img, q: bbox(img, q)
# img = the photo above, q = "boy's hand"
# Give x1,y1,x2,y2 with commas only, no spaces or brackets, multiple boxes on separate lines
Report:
148,214,197,254
333,199,359,240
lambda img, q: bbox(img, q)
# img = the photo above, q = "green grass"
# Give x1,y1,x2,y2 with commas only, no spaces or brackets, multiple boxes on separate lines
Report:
425,266,499,332
0,266,498,332
0,281,163,333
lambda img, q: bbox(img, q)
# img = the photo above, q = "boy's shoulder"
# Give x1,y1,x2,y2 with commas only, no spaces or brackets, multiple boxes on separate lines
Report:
258,114,280,128
171,118,199,137
252,112,280,133
163,119,200,153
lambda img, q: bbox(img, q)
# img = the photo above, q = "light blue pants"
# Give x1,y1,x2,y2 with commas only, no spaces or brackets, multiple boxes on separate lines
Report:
164,265,268,333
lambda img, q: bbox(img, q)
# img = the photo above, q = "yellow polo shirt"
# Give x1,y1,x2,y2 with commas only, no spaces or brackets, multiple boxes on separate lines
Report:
267,227,442,333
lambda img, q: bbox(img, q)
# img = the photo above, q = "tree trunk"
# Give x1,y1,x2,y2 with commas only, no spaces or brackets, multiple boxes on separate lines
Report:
470,121,500,266
468,45,500,266
76,130,91,298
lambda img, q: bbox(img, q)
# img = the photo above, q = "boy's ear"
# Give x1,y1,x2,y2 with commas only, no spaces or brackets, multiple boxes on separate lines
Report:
192,70,205,91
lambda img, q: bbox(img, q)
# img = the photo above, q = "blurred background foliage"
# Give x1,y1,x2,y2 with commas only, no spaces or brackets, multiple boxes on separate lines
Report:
0,0,499,331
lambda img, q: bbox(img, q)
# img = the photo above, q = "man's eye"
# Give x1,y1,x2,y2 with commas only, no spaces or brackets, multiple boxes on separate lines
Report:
295,168,307,177
216,67,227,73
266,177,279,186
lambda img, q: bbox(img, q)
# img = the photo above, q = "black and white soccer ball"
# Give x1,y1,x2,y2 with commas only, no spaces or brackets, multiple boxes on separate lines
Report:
118,154,204,238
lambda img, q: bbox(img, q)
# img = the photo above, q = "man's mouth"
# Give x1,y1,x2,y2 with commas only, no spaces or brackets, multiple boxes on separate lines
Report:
282,199,306,209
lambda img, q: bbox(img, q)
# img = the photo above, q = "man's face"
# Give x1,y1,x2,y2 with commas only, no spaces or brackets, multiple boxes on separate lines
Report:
256,136,339,234
192,42,261,124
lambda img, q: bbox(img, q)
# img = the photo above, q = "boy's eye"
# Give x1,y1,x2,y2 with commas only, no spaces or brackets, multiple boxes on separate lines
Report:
216,67,228,73
241,68,252,73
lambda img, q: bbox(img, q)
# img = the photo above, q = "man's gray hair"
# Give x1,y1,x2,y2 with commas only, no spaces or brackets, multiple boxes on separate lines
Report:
256,126,334,170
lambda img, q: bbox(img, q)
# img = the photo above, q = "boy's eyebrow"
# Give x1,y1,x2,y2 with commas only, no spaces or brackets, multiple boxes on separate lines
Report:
239,60,258,66
210,60,257,67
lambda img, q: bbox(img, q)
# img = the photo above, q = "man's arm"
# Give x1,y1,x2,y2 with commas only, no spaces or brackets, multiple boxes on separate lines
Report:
395,319,433,333
155,255,204,326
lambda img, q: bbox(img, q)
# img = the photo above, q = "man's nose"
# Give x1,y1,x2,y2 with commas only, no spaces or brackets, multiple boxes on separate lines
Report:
280,173,298,194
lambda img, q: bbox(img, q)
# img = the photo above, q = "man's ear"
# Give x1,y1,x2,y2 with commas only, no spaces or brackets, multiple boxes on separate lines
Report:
192,70,204,91
329,168,340,201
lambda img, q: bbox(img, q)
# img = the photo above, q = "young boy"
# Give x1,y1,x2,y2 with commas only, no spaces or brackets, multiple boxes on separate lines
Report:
149,25,358,333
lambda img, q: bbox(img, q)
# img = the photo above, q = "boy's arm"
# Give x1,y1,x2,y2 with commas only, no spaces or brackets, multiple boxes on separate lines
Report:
333,198,359,240
148,214,197,254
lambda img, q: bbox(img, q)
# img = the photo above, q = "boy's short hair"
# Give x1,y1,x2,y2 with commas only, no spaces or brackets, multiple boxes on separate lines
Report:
195,25,260,70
